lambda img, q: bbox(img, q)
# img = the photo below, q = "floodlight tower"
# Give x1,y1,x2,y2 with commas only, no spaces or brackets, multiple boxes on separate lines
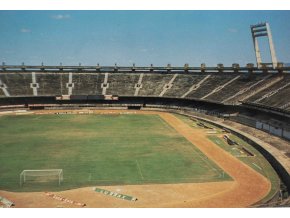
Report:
250,22,278,69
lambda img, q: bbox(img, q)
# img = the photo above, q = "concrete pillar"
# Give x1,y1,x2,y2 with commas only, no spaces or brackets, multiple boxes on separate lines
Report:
150,64,154,73
184,63,189,73
253,37,262,68
232,63,240,73
167,64,171,73
247,63,254,77
250,22,278,69
277,62,284,74
201,63,206,73
261,63,268,73
96,63,100,72
217,64,224,73
266,23,278,69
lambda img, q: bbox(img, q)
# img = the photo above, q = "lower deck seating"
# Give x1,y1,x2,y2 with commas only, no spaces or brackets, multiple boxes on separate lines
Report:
246,75,289,103
37,73,65,96
106,73,140,96
0,73,33,96
206,74,266,103
186,74,236,99
72,73,104,95
163,74,207,98
258,85,290,108
138,74,173,96
0,71,289,112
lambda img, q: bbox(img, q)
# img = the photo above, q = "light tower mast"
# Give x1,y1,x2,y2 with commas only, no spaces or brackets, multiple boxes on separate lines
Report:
250,22,278,69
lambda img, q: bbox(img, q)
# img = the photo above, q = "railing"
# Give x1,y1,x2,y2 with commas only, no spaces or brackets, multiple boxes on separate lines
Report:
0,64,289,73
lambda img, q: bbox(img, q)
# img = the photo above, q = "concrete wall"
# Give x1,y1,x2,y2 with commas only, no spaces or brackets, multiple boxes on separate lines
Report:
269,126,283,137
255,120,288,139
283,129,290,141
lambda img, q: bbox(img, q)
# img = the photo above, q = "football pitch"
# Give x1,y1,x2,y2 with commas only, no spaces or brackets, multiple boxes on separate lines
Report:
0,113,230,192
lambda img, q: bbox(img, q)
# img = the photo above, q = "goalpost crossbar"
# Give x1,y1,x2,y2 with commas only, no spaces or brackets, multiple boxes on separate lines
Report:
20,169,63,187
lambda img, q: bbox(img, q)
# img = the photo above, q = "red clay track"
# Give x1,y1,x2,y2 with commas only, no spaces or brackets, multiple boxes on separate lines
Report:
0,110,271,207
159,112,270,207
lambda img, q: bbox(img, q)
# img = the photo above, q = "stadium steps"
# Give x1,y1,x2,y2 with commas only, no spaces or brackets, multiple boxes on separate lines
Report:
280,102,290,110
223,75,283,104
163,74,206,98
201,75,240,100
159,74,178,97
134,73,144,96
72,73,104,95
138,74,173,96
254,82,290,103
106,73,140,96
101,73,109,95
181,75,211,98
0,78,10,97
222,74,273,104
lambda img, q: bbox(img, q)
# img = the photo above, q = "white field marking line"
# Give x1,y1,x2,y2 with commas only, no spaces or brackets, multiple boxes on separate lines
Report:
156,115,176,132
207,140,230,178
213,139,221,145
136,160,144,180
256,158,269,177
91,175,220,182
188,142,222,176
252,163,262,170
160,114,217,172
161,114,224,177
32,116,42,120
208,137,236,177
235,155,252,158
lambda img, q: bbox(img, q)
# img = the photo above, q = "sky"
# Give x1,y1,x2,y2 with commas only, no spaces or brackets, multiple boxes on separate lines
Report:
0,10,290,67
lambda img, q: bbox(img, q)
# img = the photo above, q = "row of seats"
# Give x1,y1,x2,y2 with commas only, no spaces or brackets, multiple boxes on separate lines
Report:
0,71,289,111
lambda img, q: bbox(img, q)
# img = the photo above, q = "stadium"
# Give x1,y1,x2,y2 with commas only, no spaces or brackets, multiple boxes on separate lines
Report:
0,18,290,208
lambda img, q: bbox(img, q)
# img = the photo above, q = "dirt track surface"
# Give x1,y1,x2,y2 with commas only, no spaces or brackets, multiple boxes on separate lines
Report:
0,110,271,208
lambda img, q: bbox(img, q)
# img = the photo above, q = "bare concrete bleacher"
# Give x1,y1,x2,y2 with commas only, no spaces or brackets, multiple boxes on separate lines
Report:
163,74,205,98
0,64,290,113
72,73,104,95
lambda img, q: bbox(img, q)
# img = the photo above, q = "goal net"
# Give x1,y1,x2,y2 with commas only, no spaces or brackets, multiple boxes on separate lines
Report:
20,169,63,187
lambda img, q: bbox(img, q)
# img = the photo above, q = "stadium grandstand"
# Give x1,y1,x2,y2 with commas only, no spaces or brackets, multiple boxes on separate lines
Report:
0,20,290,208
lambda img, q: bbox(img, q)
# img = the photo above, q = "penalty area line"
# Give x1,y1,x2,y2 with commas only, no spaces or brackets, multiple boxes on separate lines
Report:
136,160,144,180
252,162,262,170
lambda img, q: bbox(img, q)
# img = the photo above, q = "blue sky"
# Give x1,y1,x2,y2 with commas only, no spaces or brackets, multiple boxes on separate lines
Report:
0,11,289,67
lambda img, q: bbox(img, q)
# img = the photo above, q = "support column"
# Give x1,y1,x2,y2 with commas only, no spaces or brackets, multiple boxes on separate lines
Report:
250,22,278,69
253,37,262,68
266,23,278,69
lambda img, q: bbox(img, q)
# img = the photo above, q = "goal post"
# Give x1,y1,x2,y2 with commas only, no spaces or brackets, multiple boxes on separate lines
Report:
20,169,63,187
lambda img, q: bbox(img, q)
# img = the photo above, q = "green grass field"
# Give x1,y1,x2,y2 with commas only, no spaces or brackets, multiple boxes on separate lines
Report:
0,114,230,192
